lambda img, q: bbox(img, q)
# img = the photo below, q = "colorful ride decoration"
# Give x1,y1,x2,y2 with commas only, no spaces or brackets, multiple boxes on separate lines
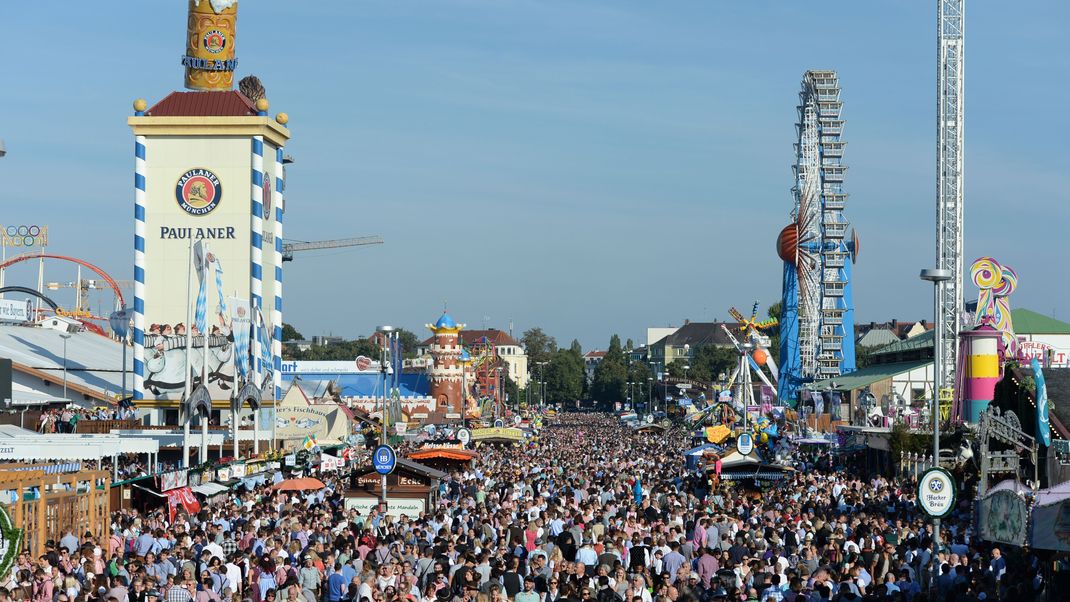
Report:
970,257,1018,355
722,302,780,418
729,301,780,381
953,257,1019,424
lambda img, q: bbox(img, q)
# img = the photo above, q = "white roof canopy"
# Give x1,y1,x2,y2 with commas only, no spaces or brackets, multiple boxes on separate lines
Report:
0,425,158,461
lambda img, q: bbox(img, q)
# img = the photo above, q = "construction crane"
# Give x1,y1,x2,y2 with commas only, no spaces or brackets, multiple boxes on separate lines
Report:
281,236,384,262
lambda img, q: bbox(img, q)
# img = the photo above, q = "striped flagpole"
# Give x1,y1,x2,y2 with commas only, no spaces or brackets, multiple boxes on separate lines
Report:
272,146,285,399
250,135,264,380
133,135,147,399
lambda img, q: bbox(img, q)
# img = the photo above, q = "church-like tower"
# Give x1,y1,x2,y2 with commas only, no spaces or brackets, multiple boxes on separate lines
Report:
426,313,465,418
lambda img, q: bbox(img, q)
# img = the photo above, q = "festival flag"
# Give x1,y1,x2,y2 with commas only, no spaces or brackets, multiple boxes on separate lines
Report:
230,297,251,379
193,242,208,335
303,434,319,451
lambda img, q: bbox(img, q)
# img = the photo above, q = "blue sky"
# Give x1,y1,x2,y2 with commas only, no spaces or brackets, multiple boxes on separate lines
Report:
2,1,1067,349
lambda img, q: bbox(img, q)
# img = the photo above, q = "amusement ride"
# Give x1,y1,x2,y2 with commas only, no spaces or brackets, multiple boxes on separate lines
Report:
776,70,859,406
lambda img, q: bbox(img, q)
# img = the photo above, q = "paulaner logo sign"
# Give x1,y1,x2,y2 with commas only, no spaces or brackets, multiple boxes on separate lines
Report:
175,168,223,216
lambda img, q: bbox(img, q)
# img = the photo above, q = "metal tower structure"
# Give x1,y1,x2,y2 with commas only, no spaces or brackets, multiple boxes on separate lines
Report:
777,71,859,405
936,0,965,402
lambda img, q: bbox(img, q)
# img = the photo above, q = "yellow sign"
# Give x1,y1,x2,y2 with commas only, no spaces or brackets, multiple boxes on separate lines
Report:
705,425,731,445
471,427,524,442
56,309,93,319
938,387,954,421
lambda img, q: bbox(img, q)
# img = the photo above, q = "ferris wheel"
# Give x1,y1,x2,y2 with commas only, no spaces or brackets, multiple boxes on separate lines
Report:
776,71,859,405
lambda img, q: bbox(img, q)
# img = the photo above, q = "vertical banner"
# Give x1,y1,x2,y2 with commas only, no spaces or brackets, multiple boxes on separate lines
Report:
193,242,208,335
230,297,251,380
1034,358,1051,447
255,304,273,391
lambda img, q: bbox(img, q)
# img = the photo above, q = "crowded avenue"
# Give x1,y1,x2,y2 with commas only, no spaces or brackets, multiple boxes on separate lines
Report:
2,1,1068,601
1,413,1033,602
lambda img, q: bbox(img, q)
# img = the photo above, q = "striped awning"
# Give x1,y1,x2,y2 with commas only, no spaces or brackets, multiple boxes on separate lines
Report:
9,462,82,475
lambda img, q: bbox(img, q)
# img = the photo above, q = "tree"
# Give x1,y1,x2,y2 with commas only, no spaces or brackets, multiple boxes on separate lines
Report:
688,345,738,383
626,362,652,406
521,327,558,367
395,328,421,359
502,371,520,408
625,338,635,352
856,345,879,369
281,323,304,341
766,301,783,358
544,349,584,406
591,335,628,408
569,339,582,356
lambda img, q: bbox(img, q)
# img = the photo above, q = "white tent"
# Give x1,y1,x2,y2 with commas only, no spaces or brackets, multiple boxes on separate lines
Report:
0,425,159,476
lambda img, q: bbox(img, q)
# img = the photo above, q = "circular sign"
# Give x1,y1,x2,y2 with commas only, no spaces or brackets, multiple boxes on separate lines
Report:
175,169,223,216
645,414,655,424
355,355,372,371
372,445,397,476
513,415,522,425
737,433,754,456
203,30,227,54
918,467,956,518
493,419,505,429
457,428,472,446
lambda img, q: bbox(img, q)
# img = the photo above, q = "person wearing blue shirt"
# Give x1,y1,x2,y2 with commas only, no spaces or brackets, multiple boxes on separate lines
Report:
341,561,358,588
327,563,348,602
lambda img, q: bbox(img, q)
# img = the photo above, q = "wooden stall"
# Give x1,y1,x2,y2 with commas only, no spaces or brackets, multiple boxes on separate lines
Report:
0,464,110,558
347,458,445,518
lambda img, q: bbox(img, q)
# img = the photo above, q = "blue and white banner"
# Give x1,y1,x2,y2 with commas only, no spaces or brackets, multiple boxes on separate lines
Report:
230,297,251,379
255,304,273,386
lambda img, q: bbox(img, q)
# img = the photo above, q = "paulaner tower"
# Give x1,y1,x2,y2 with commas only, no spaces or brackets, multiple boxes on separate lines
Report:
129,0,291,417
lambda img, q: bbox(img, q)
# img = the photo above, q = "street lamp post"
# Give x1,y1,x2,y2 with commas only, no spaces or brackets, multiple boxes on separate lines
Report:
59,334,71,400
536,361,548,409
376,325,394,506
920,267,952,586
647,377,653,414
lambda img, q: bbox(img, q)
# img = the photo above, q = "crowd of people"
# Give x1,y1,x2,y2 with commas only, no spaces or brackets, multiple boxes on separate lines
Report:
36,406,137,434
6,413,1059,602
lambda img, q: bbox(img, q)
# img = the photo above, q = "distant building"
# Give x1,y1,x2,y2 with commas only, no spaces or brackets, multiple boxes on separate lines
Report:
583,350,606,383
1013,308,1070,367
647,327,679,348
417,327,529,388
283,339,313,352
854,319,932,346
648,321,743,370
856,328,899,349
